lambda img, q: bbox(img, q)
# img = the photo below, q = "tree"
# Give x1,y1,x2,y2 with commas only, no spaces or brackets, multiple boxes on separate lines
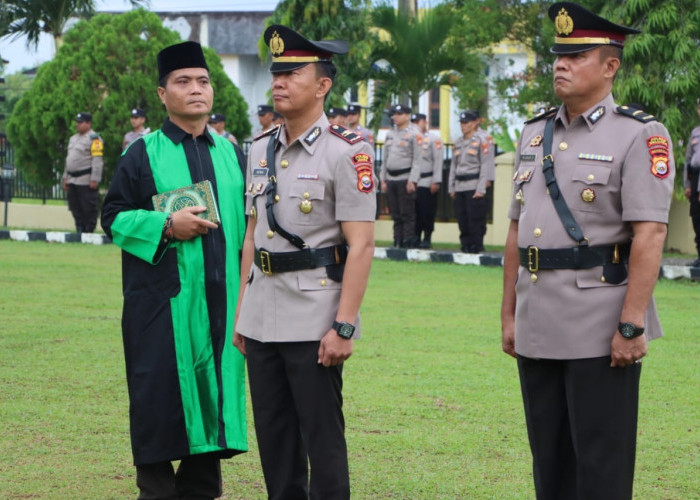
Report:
6,8,250,187
1,0,147,50
366,3,468,129
259,0,374,107
0,71,32,133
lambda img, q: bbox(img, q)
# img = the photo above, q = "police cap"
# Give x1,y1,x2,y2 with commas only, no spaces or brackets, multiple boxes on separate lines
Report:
459,110,479,123
347,104,363,114
210,113,225,123
257,104,274,115
131,108,146,118
389,104,411,116
549,2,640,55
76,112,92,122
411,113,427,122
264,24,348,73
157,41,209,81
327,107,347,117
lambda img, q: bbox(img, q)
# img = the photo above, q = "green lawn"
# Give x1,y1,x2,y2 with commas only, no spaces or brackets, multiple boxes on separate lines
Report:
0,241,697,499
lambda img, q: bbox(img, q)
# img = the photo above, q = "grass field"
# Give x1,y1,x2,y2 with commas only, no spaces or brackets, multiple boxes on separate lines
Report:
0,240,698,499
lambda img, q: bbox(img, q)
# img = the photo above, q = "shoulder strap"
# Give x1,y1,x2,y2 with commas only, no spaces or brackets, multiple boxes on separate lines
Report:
263,132,308,250
328,124,362,144
616,105,657,123
541,116,587,245
525,106,558,124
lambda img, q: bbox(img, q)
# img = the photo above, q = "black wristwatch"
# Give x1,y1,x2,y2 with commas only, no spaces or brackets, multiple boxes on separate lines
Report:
618,322,645,339
332,320,355,339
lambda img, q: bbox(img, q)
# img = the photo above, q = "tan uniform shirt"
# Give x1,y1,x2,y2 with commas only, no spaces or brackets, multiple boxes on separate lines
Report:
122,129,148,151
352,125,374,146
475,128,496,182
508,94,675,359
448,132,490,194
381,123,422,183
415,131,443,188
237,115,376,342
684,125,700,190
63,130,104,185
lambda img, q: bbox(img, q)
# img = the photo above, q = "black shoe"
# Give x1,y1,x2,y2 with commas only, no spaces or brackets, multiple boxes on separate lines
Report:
690,258,700,268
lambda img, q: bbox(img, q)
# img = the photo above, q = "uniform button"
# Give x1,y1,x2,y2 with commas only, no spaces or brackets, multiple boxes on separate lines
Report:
587,174,595,181
274,194,280,202
600,276,606,283
320,279,327,286
533,228,542,237
558,142,568,151
303,192,310,199
530,273,538,283
266,230,274,239
281,159,289,168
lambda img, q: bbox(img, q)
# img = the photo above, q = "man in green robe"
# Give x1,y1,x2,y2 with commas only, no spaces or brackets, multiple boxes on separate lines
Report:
101,41,246,499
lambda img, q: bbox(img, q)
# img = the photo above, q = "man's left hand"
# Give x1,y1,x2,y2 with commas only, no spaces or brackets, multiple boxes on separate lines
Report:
89,181,98,190
317,329,353,367
406,181,416,194
430,183,440,195
610,331,647,367
473,191,484,199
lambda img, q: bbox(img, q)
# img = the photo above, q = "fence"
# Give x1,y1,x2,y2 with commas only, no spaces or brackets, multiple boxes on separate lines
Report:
3,137,495,222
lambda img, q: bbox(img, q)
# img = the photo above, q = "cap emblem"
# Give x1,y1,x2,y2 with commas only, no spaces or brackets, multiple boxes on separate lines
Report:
269,31,285,56
554,8,574,36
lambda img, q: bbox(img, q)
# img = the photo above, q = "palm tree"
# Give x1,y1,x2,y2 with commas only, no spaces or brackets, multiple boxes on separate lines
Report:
366,4,468,129
2,0,147,50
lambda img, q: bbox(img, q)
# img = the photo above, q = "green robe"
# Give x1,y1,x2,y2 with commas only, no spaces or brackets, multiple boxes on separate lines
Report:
101,119,246,465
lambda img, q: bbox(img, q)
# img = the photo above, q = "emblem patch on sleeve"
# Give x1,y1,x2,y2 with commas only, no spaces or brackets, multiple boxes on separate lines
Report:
352,153,374,193
90,139,103,157
647,136,670,179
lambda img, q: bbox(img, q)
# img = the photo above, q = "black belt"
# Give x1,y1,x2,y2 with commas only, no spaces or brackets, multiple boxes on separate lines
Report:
518,243,631,272
254,244,348,275
67,167,92,177
387,167,412,176
455,173,479,181
420,172,433,178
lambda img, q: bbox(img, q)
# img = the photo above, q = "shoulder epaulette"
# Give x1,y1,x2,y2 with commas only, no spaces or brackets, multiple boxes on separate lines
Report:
253,125,280,142
89,132,101,140
328,124,362,144
524,106,558,124
616,106,658,123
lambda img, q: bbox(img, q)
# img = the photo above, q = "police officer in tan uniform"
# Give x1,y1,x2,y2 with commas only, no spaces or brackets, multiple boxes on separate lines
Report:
254,104,276,138
475,118,496,187
684,98,700,267
234,25,375,499
327,106,348,127
381,104,422,247
501,3,675,498
122,107,149,151
62,112,103,233
346,103,374,145
449,110,490,253
411,112,442,248
208,113,238,145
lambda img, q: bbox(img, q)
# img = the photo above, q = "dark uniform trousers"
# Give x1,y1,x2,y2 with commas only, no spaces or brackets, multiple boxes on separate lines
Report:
454,190,487,253
245,338,350,500
689,168,700,257
66,184,99,233
517,356,641,500
415,186,438,242
135,453,222,500
385,179,417,247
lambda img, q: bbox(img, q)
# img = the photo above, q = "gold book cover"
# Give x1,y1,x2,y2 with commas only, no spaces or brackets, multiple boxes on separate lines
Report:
151,180,221,225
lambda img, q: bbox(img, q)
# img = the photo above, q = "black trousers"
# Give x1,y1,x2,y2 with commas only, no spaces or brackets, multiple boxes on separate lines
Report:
689,170,700,257
385,179,416,245
517,355,641,500
415,186,437,240
245,338,349,500
454,190,487,253
135,453,222,500
66,183,99,232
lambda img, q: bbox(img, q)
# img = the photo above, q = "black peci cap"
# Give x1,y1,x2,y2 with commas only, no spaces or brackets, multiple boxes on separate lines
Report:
130,108,146,118
76,112,92,122
549,2,640,55
209,113,225,123
459,110,480,123
264,24,348,73
257,104,274,115
157,41,209,81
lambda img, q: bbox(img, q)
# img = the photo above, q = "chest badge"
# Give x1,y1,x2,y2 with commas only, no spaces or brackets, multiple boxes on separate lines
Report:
529,135,543,147
581,188,596,202
300,192,313,214
259,159,267,167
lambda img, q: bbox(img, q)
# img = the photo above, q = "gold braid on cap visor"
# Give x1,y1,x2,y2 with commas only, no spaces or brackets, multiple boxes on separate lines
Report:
271,56,332,62
555,36,618,45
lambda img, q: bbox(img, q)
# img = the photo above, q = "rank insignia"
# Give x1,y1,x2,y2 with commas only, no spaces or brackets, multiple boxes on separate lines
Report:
519,169,533,182
581,188,596,203
256,183,264,192
515,189,524,205
530,135,543,147
304,126,322,146
248,183,253,192
647,136,671,179
588,106,605,124
250,206,257,219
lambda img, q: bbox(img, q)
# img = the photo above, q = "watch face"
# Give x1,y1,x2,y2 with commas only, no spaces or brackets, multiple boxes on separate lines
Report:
619,322,643,339
337,323,355,339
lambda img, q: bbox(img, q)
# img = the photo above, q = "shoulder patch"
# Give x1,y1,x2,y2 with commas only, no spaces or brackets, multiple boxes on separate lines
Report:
525,106,558,124
616,106,658,123
253,125,281,142
90,137,103,156
328,124,362,144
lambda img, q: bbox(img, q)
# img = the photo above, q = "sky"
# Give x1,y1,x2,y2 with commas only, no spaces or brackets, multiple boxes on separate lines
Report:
0,0,282,74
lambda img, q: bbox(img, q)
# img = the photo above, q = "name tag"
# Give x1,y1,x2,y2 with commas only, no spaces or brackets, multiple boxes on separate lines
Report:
520,154,536,162
253,168,268,176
